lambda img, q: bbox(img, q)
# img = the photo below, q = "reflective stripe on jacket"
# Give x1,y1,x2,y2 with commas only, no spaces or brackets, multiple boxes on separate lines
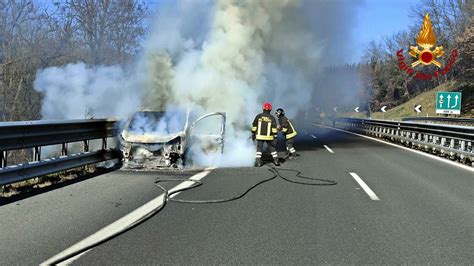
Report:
279,116,297,139
252,111,278,141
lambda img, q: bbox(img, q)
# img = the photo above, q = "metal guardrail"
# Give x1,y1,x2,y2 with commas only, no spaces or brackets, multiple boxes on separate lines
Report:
0,119,121,186
402,117,474,125
335,118,474,165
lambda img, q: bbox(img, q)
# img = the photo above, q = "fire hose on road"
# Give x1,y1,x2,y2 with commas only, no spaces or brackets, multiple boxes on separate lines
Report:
43,166,337,265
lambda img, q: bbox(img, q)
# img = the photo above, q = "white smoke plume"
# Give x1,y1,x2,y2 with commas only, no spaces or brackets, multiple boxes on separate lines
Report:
33,0,363,167
34,62,142,119
143,0,362,166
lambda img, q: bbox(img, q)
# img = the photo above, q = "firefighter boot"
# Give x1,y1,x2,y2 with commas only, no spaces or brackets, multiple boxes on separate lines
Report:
288,152,297,160
273,157,280,166
255,158,262,167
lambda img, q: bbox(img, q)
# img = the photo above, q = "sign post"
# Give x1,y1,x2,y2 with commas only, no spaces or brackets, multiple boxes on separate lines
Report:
436,92,461,115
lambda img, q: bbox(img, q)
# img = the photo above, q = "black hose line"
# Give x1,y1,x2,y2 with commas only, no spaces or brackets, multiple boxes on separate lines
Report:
48,166,336,265
157,166,337,204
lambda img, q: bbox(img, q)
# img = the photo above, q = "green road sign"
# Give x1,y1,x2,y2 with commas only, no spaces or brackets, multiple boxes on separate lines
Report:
436,92,461,114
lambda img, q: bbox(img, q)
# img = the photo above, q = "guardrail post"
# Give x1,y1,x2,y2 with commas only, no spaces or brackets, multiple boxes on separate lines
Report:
83,140,89,152
0,150,6,168
460,141,466,160
449,139,455,157
33,147,41,161
61,143,68,156
102,138,107,150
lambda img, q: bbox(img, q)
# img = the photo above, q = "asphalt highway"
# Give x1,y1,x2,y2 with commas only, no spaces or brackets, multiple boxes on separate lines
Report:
1,124,472,264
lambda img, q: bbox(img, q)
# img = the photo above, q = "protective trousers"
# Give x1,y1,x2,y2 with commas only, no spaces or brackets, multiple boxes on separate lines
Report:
255,140,278,160
286,137,296,154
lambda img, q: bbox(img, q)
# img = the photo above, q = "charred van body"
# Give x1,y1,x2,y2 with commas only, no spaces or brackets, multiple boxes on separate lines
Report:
119,109,225,169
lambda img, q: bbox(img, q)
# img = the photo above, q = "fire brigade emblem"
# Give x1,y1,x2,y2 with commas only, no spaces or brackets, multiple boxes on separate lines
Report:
409,13,444,68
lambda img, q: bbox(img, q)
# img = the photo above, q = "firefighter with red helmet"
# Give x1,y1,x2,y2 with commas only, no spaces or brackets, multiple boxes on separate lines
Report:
276,108,298,159
251,102,280,167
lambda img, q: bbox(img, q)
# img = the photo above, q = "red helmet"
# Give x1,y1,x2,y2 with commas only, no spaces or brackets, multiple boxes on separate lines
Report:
263,102,272,111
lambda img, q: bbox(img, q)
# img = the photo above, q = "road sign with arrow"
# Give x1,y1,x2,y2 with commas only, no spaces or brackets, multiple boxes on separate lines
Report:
436,92,461,114
414,105,422,113
333,107,338,112
381,106,387,113
354,107,359,113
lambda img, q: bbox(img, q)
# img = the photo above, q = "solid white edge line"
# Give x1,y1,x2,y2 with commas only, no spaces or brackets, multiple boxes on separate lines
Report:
41,168,214,265
349,172,380,201
314,123,474,172
323,145,334,153
311,134,317,139
56,250,91,266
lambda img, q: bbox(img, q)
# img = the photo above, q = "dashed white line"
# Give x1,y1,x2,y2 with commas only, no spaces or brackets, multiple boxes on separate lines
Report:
349,172,380,201
311,134,317,139
41,169,213,265
313,123,474,172
323,145,334,153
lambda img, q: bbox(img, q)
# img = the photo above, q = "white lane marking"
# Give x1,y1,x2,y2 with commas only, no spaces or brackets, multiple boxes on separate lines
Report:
349,172,380,201
169,168,215,198
41,169,213,265
313,123,474,173
323,145,334,153
57,250,91,266
311,134,317,139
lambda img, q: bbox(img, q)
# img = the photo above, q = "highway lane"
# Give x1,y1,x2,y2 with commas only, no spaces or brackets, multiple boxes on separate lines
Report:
0,170,200,265
1,125,472,264
74,125,472,264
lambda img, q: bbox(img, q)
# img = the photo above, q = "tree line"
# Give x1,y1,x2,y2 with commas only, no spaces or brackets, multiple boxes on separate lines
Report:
0,0,148,122
0,0,472,122
359,0,473,113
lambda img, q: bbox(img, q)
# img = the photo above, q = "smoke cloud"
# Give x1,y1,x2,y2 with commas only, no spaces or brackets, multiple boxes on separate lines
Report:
143,0,363,166
34,0,363,167
34,62,142,119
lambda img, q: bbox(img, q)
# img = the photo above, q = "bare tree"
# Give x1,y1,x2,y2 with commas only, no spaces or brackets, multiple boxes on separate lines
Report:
56,0,148,65
0,0,150,122
0,0,47,121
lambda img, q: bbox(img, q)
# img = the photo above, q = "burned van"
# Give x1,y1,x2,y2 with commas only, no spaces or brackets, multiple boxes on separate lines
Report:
119,108,225,169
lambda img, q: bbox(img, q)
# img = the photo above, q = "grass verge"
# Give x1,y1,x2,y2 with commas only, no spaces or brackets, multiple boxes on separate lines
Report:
0,165,97,198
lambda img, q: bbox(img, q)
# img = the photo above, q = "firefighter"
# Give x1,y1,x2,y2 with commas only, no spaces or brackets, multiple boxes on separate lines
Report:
252,102,280,167
275,108,298,160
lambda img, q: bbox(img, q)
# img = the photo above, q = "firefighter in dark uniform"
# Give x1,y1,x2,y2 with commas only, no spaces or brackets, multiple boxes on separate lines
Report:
252,102,280,167
276,108,298,159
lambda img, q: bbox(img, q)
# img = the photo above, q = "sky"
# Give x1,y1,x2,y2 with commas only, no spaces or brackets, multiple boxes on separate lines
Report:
351,0,421,63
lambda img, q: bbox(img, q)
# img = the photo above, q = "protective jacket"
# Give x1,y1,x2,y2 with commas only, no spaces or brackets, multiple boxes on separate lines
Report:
279,116,297,139
252,110,278,141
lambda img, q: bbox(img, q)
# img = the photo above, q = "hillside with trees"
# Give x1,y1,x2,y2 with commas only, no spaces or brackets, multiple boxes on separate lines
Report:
360,0,473,116
0,0,472,123
0,0,147,121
